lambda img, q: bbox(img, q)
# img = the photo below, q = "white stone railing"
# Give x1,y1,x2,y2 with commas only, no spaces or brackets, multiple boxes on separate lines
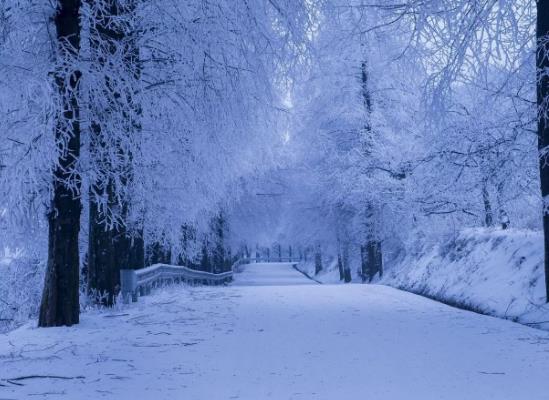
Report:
120,262,236,303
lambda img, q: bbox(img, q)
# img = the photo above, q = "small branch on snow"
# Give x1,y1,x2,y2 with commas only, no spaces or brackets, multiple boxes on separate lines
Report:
151,300,177,306
478,371,506,375
3,375,85,386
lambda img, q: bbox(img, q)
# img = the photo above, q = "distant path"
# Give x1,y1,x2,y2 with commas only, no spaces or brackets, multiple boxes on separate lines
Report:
232,262,315,286
1,263,549,399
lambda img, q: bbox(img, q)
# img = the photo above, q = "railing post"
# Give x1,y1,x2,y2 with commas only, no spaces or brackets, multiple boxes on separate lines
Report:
120,269,137,304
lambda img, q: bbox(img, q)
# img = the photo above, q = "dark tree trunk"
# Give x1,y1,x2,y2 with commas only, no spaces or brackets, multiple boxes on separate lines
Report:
314,244,322,275
86,0,123,305
343,269,352,283
148,240,171,265
39,0,82,327
337,251,344,281
128,225,145,269
212,213,226,273
342,241,351,283
360,245,367,282
360,60,384,281
121,0,143,271
482,182,493,227
177,224,193,266
87,0,142,305
200,240,211,272
538,0,549,302
88,201,115,304
496,182,510,230
366,240,383,282
225,248,232,271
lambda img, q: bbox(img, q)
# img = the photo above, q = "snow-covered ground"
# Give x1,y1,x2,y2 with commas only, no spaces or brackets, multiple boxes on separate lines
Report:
2,262,549,399
296,229,549,331
232,262,312,286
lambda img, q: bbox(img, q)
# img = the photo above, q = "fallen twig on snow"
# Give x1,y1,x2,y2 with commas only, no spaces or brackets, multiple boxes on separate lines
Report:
478,371,505,375
103,313,130,318
2,375,85,386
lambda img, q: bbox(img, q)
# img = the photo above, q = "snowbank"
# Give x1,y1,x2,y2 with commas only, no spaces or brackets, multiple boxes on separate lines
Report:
381,228,549,329
296,257,346,284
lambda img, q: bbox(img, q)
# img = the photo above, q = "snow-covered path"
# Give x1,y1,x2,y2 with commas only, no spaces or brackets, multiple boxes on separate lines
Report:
233,262,313,286
2,263,549,399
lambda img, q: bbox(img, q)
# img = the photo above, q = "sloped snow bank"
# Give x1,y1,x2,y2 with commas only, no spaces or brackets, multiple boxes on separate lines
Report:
296,257,346,284
381,228,549,329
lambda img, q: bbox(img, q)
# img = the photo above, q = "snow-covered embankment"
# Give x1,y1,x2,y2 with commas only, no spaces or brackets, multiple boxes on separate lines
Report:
382,229,549,329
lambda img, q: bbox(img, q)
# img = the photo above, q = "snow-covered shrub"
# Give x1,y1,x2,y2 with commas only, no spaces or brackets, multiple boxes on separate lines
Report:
0,249,44,333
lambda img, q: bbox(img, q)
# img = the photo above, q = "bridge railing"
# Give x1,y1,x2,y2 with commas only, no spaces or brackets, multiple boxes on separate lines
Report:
120,262,236,304
120,257,302,303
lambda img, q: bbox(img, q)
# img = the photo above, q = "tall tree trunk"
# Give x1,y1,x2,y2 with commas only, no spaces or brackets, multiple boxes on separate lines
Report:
212,212,226,273
360,245,367,282
342,240,351,283
148,239,171,265
366,240,383,282
200,239,211,272
482,181,493,227
177,224,193,266
39,0,82,327
314,244,322,274
123,0,144,271
337,250,344,281
538,0,549,302
87,0,122,306
87,0,142,305
495,181,510,230
127,229,145,268
361,60,384,282
88,197,115,304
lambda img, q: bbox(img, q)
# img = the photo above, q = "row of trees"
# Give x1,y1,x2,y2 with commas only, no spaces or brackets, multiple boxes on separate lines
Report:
0,0,316,326
230,1,549,295
2,0,549,329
